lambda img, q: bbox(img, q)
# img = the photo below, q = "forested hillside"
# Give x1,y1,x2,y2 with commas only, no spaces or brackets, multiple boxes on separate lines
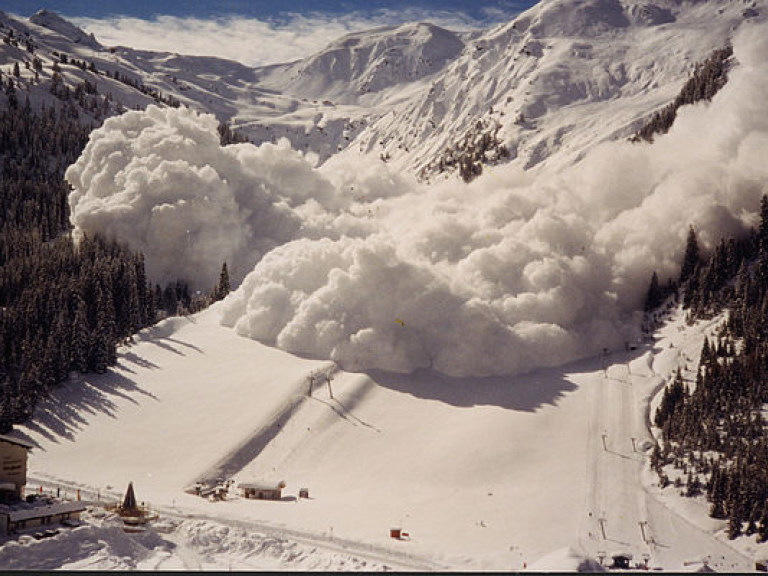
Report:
633,45,733,143
650,198,768,541
0,102,224,433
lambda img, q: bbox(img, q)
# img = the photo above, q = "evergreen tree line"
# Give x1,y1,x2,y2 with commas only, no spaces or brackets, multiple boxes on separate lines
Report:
0,103,92,258
421,118,510,183
647,195,768,541
0,102,230,434
633,45,733,143
0,233,156,430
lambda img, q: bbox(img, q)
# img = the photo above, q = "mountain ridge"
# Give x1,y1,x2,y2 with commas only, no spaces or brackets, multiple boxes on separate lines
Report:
1,0,764,179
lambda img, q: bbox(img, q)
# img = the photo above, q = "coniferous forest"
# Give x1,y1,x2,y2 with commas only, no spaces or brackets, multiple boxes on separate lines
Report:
0,102,229,433
649,197,768,541
632,45,733,143
0,103,153,431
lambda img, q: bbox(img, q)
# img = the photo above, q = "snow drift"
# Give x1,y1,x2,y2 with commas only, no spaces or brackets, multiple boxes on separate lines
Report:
67,25,768,377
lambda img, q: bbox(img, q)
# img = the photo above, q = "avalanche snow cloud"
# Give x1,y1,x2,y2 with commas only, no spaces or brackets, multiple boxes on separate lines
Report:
67,26,768,378
66,106,340,288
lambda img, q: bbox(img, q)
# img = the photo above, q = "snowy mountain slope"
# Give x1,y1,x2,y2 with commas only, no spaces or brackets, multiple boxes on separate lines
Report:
28,9,100,49
0,10,173,120
12,302,764,570
3,1,764,176
63,16,768,379
257,22,466,103
352,0,765,177
4,2,768,570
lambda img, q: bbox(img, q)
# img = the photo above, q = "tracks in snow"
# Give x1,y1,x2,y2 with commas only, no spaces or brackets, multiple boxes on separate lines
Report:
579,335,755,571
581,356,651,565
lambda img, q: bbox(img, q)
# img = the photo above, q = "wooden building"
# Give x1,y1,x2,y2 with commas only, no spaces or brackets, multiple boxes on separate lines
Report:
0,433,87,536
0,434,34,503
0,500,86,535
238,481,286,500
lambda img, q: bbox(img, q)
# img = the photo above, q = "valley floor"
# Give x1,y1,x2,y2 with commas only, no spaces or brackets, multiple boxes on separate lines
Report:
2,302,765,571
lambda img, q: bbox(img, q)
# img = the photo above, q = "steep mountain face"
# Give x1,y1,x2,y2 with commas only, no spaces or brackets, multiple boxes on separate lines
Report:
2,0,763,180
350,0,762,178
258,22,466,103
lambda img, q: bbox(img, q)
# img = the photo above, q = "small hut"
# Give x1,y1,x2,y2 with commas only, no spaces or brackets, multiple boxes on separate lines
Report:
0,501,86,535
611,552,633,569
238,481,286,500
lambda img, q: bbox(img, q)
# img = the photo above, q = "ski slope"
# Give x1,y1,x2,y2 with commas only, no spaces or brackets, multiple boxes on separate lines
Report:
5,302,763,570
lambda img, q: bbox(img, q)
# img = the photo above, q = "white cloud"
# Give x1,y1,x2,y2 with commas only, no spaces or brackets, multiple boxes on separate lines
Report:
72,10,485,67
67,25,768,378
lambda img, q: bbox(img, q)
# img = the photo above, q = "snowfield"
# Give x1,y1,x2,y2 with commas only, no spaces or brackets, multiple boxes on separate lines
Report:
6,302,766,571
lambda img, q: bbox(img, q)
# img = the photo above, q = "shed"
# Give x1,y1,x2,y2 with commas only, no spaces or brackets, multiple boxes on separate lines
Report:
611,552,633,569
0,434,33,502
238,481,285,500
0,500,86,535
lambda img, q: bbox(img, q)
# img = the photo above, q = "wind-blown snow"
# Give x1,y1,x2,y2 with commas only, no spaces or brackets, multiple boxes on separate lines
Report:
68,25,768,377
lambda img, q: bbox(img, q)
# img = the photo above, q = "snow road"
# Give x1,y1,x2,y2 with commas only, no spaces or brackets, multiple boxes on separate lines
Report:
574,315,754,571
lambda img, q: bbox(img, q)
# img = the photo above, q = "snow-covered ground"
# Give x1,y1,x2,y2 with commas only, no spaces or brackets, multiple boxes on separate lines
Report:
5,302,765,571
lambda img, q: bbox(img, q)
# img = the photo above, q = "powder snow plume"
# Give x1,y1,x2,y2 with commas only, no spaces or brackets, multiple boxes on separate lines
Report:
67,25,768,378
65,105,340,288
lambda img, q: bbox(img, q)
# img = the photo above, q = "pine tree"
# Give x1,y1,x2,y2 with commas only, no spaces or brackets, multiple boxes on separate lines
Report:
709,468,727,519
727,501,743,540
760,194,768,254
645,271,663,312
681,226,700,283
650,443,663,473
4,78,17,109
71,297,89,373
216,261,231,301
757,503,768,543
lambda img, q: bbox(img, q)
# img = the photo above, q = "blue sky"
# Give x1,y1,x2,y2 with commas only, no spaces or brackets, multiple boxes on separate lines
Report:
6,1,537,22
7,1,538,66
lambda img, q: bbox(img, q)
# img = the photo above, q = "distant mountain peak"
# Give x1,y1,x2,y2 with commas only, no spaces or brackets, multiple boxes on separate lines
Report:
30,8,101,49
260,20,465,103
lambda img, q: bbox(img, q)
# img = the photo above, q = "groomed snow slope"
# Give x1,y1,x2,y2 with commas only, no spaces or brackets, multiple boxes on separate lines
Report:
9,303,765,570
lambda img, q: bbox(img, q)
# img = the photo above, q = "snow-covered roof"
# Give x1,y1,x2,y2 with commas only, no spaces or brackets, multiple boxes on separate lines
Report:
0,434,34,450
238,482,285,491
1,501,86,522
